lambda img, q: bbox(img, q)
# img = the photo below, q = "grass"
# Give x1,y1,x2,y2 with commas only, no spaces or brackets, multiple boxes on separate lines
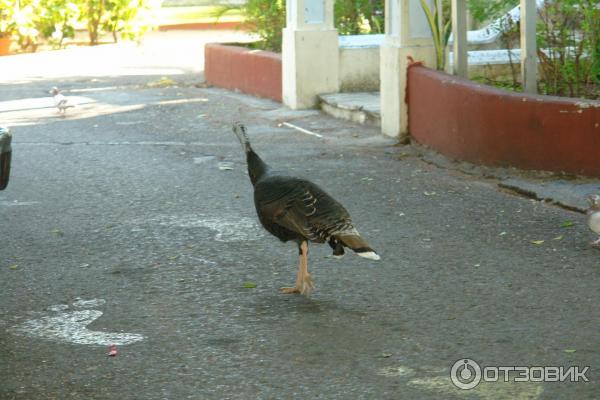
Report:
156,6,243,26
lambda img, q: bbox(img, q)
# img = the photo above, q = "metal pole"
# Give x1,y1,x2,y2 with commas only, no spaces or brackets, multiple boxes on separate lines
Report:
520,0,537,94
451,0,468,77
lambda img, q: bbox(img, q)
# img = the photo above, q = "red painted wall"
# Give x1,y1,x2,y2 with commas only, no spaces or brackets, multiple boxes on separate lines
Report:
408,66,600,177
204,43,282,103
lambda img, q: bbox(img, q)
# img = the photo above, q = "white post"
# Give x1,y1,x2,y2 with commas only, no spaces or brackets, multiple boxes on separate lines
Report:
380,0,436,140
451,0,467,77
520,0,537,94
282,0,339,109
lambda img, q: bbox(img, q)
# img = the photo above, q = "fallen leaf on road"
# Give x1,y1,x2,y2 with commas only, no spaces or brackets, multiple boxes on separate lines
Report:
552,235,563,241
146,77,177,88
530,240,545,245
423,191,437,196
380,352,392,358
8,264,18,270
50,229,64,237
243,281,257,289
561,221,575,228
564,349,576,353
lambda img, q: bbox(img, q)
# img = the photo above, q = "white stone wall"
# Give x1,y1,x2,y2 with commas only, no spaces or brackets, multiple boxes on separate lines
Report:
338,35,383,92
339,46,380,92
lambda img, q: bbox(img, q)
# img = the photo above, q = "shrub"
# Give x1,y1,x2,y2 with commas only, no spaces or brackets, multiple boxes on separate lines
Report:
243,0,285,52
104,0,160,43
468,0,515,27
37,0,80,47
13,1,40,52
0,0,17,38
537,0,600,98
335,0,383,35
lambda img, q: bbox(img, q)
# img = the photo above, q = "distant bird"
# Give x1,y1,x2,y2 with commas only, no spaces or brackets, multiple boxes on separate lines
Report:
586,194,600,246
0,126,11,190
232,123,380,295
50,87,75,114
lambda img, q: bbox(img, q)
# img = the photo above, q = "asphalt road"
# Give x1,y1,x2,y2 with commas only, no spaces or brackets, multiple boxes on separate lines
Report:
1,32,599,400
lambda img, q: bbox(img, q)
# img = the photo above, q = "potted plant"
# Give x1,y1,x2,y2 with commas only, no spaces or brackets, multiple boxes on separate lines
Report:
0,0,16,55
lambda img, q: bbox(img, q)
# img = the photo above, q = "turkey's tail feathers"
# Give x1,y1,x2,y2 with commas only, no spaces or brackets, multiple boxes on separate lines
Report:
232,122,252,153
336,234,380,261
328,237,345,259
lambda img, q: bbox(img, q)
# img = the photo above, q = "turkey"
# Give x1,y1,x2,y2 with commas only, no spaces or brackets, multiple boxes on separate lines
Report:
50,87,75,114
586,194,600,246
232,122,380,295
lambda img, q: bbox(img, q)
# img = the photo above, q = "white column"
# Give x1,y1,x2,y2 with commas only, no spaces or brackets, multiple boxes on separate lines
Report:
380,0,436,139
451,0,468,77
282,0,339,109
520,0,537,94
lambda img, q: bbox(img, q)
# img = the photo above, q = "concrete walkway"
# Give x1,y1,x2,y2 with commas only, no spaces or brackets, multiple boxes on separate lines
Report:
1,30,599,400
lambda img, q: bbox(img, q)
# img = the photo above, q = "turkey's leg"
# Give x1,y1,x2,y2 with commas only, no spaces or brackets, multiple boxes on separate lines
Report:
280,241,314,295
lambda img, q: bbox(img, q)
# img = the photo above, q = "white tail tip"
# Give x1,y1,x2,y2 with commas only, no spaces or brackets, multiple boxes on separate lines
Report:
357,251,380,261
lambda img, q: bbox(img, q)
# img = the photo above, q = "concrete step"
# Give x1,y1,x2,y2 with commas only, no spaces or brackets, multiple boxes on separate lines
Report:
319,92,381,127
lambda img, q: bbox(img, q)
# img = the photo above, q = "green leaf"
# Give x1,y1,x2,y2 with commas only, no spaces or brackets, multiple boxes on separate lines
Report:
564,349,576,353
243,281,257,289
561,221,575,228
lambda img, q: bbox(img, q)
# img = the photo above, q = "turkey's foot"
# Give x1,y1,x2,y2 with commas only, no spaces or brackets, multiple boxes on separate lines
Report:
280,274,314,295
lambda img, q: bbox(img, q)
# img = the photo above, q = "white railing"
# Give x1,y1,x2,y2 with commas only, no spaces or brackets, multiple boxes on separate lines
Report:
451,0,538,93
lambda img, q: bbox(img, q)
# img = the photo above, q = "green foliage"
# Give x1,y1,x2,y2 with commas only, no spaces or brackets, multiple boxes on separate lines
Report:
537,0,599,98
82,0,106,45
0,0,17,37
334,0,383,35
468,0,515,27
493,9,520,89
104,0,159,42
419,0,451,70
12,1,40,51
0,0,157,50
219,0,385,52
243,0,285,52
37,0,80,47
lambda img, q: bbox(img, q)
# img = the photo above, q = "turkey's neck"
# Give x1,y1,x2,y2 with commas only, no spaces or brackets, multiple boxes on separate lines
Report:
247,150,269,186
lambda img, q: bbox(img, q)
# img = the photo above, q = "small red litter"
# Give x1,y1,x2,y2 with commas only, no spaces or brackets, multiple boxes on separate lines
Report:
107,344,118,357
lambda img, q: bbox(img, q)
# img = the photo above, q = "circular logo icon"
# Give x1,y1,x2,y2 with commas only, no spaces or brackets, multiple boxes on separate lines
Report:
450,358,482,390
